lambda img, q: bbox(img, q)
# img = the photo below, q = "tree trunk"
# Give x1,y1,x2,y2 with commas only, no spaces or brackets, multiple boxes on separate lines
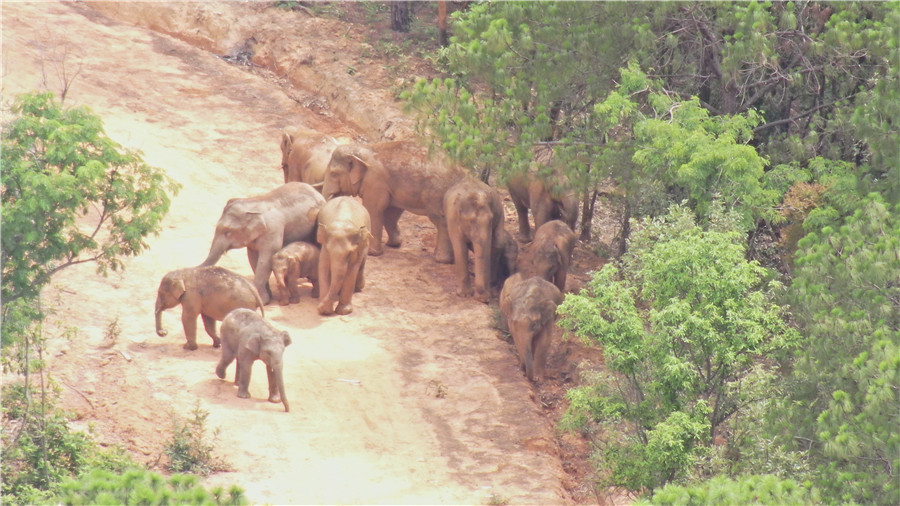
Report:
438,1,448,46
390,2,411,33
580,188,598,242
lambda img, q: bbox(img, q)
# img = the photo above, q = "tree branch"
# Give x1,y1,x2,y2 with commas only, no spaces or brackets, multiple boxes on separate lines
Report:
752,93,857,134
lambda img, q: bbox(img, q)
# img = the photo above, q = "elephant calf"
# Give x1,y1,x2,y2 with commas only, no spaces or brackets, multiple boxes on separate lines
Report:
526,220,577,292
216,308,292,412
271,241,320,306
499,273,564,382
155,266,265,350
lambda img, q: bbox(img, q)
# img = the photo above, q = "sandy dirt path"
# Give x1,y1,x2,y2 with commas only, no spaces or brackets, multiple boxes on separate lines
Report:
2,2,571,504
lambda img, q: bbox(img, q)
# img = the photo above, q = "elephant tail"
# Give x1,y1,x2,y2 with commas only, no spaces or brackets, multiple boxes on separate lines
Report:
239,276,266,317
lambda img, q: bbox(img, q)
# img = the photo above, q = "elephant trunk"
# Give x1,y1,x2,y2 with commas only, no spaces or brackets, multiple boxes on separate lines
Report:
275,366,289,413
155,301,168,337
200,236,228,267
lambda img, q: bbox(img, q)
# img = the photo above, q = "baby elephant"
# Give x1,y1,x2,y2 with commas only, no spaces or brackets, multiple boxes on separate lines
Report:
528,219,577,292
155,266,265,350
499,273,564,382
216,309,292,412
271,241,320,306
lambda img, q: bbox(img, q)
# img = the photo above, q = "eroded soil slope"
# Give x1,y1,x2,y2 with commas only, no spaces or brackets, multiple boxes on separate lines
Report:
2,2,594,504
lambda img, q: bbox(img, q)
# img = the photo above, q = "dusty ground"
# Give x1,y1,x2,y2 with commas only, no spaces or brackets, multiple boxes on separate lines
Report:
2,2,606,504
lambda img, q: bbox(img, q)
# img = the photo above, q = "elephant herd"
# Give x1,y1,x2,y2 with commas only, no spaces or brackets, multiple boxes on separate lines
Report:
154,127,580,412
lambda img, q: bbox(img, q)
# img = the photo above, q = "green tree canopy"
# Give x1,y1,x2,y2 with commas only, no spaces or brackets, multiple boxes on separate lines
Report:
558,204,798,490
1,91,179,350
779,195,900,504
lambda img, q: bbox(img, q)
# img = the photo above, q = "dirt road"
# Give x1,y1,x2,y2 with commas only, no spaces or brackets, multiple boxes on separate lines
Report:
2,2,572,503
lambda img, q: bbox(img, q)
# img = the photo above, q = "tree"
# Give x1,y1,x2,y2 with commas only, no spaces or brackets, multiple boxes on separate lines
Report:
558,203,798,491
1,91,178,345
1,91,178,499
390,1,411,33
777,195,900,504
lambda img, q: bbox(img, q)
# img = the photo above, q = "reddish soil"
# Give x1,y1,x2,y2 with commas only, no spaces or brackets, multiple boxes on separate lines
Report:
2,2,607,504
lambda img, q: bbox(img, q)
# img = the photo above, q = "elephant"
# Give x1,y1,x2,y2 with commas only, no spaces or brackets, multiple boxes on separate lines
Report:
491,226,518,289
216,308,292,412
443,177,507,303
155,266,265,350
280,126,340,187
499,273,564,382
507,170,579,241
527,219,577,292
315,196,372,316
200,182,326,305
271,241,320,306
321,140,466,262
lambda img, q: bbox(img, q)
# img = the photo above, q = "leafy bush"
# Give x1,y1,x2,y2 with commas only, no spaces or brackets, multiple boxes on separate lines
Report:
558,203,799,491
165,403,229,475
54,468,247,506
638,474,820,505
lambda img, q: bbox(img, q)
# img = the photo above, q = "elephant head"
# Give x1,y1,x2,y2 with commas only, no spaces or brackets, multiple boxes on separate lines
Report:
247,330,292,412
322,144,370,200
155,270,186,337
201,201,268,267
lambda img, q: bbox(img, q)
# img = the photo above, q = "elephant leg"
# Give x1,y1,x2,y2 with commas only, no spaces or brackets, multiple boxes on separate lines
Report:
288,274,303,304
253,251,274,305
449,228,472,298
383,206,404,248
472,240,491,303
266,365,282,403
317,248,334,315
365,201,388,256
215,346,234,379
354,256,366,293
236,356,252,398
181,311,199,351
310,277,320,299
513,201,531,240
554,269,568,293
335,258,363,315
247,248,260,274
432,216,454,264
201,314,221,348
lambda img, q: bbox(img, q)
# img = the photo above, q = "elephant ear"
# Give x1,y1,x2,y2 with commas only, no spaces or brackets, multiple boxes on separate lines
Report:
281,330,292,347
281,131,294,157
171,278,187,301
349,154,368,189
243,334,262,356
245,211,268,241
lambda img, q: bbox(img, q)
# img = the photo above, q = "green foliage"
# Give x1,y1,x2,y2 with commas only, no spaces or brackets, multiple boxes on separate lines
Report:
0,382,130,504
637,474,820,506
592,65,778,229
404,1,637,185
777,195,900,504
165,403,229,475
558,204,799,490
1,91,179,349
54,468,247,506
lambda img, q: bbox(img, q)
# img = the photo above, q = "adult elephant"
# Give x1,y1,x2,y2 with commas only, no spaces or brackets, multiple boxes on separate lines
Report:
443,177,506,303
507,170,579,241
200,182,325,305
280,127,340,187
316,196,372,316
321,140,465,262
